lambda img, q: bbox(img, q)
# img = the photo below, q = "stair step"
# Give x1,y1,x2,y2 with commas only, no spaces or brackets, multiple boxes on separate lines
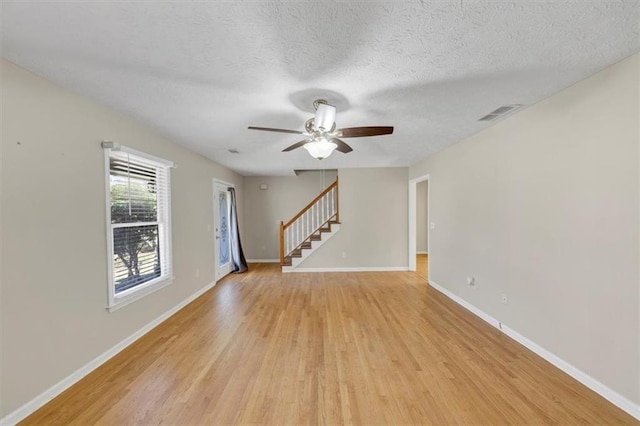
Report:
283,222,340,271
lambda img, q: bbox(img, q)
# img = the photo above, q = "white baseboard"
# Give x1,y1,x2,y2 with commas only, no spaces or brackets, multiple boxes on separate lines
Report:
286,266,410,273
6,277,637,423
428,280,640,421
428,280,500,328
500,325,640,420
0,280,218,426
246,259,279,263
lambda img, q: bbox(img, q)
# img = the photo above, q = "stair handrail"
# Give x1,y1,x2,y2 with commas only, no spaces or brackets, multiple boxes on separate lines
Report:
280,178,339,265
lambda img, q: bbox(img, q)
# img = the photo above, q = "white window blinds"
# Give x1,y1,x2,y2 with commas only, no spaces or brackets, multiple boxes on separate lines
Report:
103,143,173,309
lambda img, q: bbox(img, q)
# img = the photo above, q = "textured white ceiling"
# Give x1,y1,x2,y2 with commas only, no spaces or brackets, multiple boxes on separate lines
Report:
2,1,639,176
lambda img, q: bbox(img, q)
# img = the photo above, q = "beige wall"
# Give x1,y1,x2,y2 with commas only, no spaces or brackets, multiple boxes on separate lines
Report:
1,60,244,417
243,171,337,261
410,54,640,403
300,167,409,269
0,60,4,417
416,180,428,253
637,54,640,405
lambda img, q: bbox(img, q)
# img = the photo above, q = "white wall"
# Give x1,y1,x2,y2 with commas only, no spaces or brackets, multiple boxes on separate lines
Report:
416,180,428,253
243,171,337,261
410,54,640,404
300,167,408,269
1,59,244,418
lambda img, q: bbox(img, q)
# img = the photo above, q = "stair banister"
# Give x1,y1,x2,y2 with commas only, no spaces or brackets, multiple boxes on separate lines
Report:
279,178,339,266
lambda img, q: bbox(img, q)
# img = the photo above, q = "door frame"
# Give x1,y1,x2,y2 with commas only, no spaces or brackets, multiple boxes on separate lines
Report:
408,174,430,275
213,178,235,281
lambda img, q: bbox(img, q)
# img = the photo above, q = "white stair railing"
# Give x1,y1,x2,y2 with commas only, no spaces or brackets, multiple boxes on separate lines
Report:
279,179,339,264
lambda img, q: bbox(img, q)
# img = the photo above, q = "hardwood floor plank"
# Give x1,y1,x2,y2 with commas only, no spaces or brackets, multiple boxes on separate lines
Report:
21,263,637,425
416,253,428,281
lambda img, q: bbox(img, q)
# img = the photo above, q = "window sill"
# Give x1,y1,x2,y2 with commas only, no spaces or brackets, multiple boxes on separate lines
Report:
107,276,173,313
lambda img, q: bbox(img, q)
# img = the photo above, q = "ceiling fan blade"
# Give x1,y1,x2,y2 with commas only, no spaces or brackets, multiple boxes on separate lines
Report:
282,139,309,152
336,126,394,138
248,126,305,135
331,138,353,153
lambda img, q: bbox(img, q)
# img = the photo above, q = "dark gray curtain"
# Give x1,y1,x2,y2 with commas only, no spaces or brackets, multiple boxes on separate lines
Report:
228,187,248,273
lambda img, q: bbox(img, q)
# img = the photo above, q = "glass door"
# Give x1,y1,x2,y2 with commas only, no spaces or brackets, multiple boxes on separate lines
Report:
214,181,233,280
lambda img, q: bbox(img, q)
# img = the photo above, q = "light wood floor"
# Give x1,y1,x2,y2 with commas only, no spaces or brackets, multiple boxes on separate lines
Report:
416,253,428,281
23,264,636,425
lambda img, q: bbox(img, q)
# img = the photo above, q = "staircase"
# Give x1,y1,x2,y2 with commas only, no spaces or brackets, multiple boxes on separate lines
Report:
280,178,340,272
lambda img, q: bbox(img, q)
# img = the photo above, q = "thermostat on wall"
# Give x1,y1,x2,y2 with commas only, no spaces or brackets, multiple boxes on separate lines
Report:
259,183,268,190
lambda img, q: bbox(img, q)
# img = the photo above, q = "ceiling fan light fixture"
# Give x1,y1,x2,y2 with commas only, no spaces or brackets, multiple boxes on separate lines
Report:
303,137,337,160
314,102,336,131
250,99,393,157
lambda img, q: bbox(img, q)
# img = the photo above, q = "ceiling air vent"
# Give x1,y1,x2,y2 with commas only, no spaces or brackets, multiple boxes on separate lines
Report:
479,104,523,122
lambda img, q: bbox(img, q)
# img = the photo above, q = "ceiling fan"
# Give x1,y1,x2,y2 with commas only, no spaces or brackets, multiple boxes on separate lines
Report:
248,99,394,160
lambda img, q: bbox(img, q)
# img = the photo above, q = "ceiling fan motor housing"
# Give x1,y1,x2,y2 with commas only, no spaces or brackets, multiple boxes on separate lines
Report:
305,117,336,134
313,100,337,132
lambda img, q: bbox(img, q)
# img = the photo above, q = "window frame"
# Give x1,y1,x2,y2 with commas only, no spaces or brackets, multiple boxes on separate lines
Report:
102,142,174,312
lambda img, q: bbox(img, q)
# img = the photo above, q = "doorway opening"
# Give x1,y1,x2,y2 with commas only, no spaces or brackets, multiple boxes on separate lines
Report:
408,175,430,282
416,180,429,280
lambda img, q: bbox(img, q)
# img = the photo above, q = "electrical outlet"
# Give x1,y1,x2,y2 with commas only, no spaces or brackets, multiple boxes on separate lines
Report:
195,268,200,278
501,294,508,305
467,277,476,287
341,251,347,258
